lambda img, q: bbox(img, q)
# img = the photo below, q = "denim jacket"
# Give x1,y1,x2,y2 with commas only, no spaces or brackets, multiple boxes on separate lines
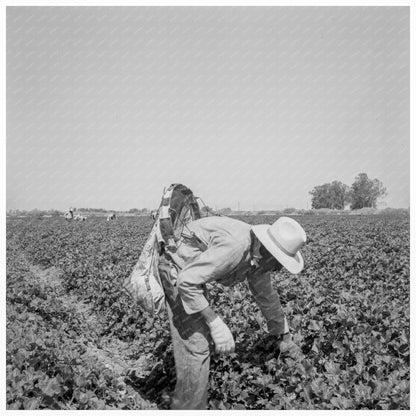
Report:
172,216,286,335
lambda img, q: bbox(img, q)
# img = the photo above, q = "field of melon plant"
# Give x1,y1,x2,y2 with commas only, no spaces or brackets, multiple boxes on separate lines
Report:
6,213,410,410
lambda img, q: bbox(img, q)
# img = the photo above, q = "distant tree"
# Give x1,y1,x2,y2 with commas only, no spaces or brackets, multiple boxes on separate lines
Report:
217,207,232,215
201,206,213,215
348,173,387,210
310,181,349,210
128,208,140,214
283,207,297,214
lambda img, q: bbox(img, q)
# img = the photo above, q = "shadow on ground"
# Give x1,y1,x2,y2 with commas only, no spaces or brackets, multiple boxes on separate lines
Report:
236,334,282,365
126,341,175,409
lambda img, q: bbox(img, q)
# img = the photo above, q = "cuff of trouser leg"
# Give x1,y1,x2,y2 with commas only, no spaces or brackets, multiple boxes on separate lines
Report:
267,319,286,336
181,296,210,315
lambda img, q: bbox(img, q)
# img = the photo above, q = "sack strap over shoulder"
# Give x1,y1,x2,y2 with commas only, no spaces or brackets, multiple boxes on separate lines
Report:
156,183,202,254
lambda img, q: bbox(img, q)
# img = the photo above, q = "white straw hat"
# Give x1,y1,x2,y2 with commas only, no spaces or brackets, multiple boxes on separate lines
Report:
252,217,307,274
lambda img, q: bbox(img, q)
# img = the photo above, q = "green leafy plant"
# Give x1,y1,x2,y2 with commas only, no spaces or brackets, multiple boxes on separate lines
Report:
6,215,410,409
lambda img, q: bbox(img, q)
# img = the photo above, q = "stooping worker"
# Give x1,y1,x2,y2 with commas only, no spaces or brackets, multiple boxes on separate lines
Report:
158,214,307,410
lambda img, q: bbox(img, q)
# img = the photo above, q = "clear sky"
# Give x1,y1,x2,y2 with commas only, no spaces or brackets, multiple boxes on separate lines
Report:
6,6,409,211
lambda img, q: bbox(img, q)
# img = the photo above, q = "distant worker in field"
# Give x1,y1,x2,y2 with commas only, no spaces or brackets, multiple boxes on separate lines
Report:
107,213,116,221
150,210,158,220
64,207,74,221
158,214,307,410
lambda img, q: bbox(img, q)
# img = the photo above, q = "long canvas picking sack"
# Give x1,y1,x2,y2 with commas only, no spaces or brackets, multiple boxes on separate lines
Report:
122,220,166,315
123,183,202,316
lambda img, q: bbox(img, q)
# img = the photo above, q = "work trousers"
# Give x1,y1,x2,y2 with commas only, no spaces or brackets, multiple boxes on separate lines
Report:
158,256,213,410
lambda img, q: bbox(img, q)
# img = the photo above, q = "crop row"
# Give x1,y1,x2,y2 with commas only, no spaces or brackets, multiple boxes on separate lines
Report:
6,214,410,409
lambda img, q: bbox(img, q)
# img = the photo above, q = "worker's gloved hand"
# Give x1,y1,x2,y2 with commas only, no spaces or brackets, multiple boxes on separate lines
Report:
207,317,235,355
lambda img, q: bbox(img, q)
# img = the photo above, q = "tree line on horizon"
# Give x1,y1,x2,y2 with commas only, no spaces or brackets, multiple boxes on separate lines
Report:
309,173,387,210
6,207,152,217
6,173,390,217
